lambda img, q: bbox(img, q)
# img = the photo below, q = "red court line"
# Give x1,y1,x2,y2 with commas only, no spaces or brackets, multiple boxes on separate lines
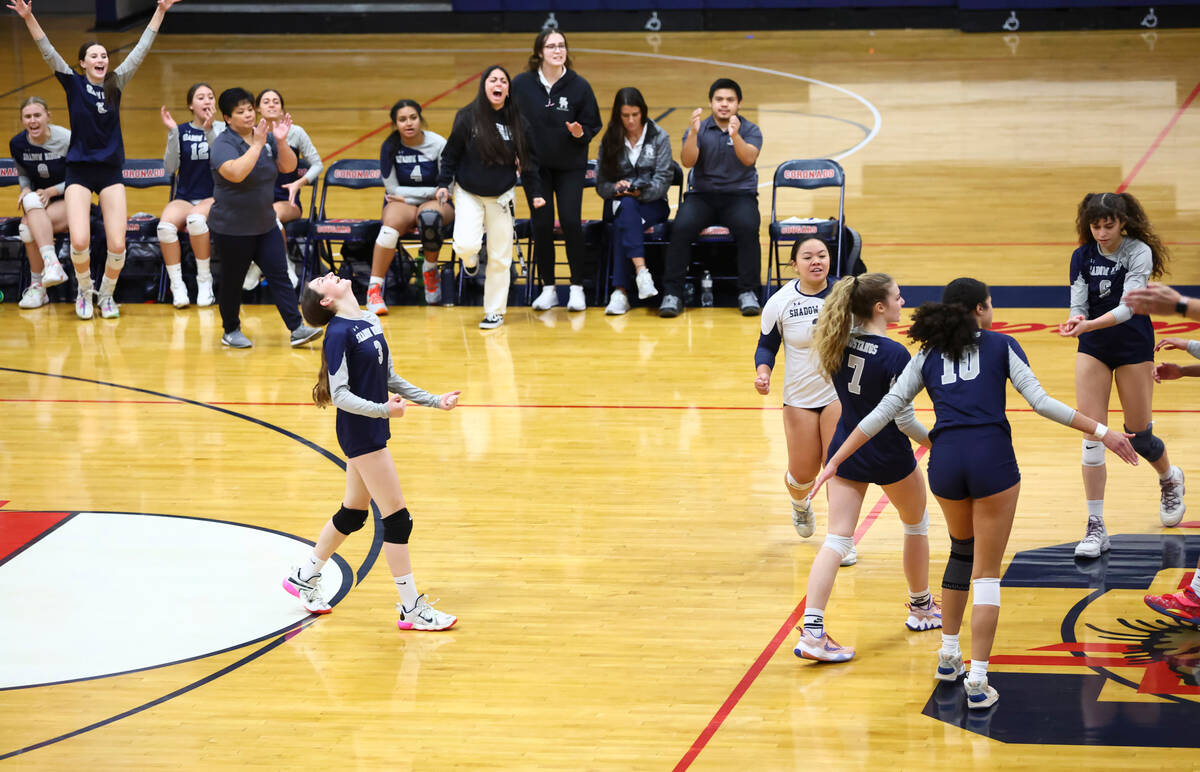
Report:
675,448,927,770
989,654,1134,668
1117,79,1200,193
1032,642,1133,653
320,70,484,164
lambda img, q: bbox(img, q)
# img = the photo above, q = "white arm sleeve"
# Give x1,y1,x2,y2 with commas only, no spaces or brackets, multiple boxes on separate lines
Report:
858,352,929,438
163,127,180,174
1069,274,1089,319
328,354,390,419
1186,340,1200,360
35,36,72,75
892,392,930,445
1008,346,1076,427
113,27,157,89
289,126,323,184
1112,241,1153,324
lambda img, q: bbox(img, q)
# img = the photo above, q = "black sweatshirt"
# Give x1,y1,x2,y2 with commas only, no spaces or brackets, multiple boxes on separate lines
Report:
510,68,601,171
437,105,542,198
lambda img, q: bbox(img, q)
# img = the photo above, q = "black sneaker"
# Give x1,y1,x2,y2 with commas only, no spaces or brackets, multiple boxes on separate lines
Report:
479,313,504,329
659,294,682,318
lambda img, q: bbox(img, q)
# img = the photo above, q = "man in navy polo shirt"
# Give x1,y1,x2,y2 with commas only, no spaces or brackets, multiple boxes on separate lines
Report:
659,78,763,318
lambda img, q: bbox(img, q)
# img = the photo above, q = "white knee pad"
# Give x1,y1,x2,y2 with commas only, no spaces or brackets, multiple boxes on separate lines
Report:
21,191,44,212
106,249,126,269
902,509,930,536
18,223,33,244
185,213,209,236
157,221,180,244
376,225,400,250
823,534,855,560
1082,439,1106,467
70,247,90,264
972,577,1001,607
786,471,814,494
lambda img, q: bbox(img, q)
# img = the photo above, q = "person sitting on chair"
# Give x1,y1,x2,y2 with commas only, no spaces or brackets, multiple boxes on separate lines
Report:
659,77,763,319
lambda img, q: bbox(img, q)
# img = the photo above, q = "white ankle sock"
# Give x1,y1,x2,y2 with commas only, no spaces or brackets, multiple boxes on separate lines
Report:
909,588,932,607
1159,467,1174,481
166,263,183,283
422,260,437,272
299,554,326,581
369,275,385,288
30,271,43,287
196,257,212,279
968,659,988,682
802,607,824,636
98,275,117,298
1086,500,1104,520
395,573,419,610
941,633,960,656
40,244,56,264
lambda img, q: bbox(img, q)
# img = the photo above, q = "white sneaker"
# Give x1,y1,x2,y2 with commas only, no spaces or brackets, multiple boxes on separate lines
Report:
42,259,68,287
635,268,658,299
567,284,586,312
1160,466,1186,527
604,289,630,315
839,545,857,567
97,294,119,319
170,281,189,308
964,676,999,709
396,594,457,631
792,497,815,538
935,649,965,681
282,568,332,614
532,285,558,310
75,290,94,320
196,275,215,306
18,283,48,309
1074,515,1110,559
242,262,263,291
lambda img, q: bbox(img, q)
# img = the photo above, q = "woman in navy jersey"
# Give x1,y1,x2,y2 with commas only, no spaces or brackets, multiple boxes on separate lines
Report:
367,99,454,314
158,82,222,308
435,66,545,330
239,88,321,290
11,96,69,309
792,273,939,663
815,278,1137,709
286,272,461,631
1058,192,1184,559
755,238,841,542
9,0,178,321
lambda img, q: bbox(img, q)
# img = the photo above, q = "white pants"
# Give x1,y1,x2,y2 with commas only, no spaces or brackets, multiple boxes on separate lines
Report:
452,185,514,317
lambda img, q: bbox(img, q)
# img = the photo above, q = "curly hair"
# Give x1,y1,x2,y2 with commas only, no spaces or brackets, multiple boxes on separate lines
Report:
1076,192,1169,279
907,277,989,362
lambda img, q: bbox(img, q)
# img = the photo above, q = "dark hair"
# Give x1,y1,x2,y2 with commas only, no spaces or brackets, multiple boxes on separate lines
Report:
813,273,896,379
527,28,573,72
299,285,335,408
186,82,213,107
255,88,284,111
1075,192,1168,279
382,99,424,157
907,277,989,363
597,87,649,182
790,236,832,263
464,66,530,168
217,87,255,120
77,41,119,104
708,78,742,102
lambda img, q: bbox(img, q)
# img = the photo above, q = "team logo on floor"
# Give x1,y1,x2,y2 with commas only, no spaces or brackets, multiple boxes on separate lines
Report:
923,534,1200,746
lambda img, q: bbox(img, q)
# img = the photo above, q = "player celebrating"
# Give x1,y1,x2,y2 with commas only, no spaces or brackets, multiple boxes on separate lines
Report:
159,82,222,307
793,273,938,663
814,278,1137,708
288,272,461,631
9,0,179,320
10,97,69,308
1059,192,1184,559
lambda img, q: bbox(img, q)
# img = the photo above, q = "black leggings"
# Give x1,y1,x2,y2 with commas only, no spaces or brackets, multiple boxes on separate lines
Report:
525,165,587,286
213,228,302,334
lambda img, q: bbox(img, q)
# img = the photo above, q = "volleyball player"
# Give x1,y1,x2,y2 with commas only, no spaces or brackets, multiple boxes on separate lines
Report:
435,66,545,330
289,272,461,631
241,88,321,290
1058,192,1184,559
368,99,454,313
754,238,842,544
10,96,69,308
814,278,1137,708
159,82,222,307
793,273,939,663
10,0,179,320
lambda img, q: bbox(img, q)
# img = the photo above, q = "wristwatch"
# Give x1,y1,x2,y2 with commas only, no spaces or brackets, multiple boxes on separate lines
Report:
1176,298,1190,316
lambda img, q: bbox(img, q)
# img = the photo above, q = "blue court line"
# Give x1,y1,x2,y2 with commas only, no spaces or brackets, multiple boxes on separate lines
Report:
0,367,384,759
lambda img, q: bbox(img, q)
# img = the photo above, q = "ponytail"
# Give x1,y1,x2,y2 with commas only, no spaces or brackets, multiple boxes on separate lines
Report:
907,277,988,363
313,360,331,408
299,284,336,408
813,272,896,379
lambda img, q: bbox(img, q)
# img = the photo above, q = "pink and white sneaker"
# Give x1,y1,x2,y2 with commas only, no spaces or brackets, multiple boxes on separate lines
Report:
793,628,855,662
282,568,332,614
906,599,944,631
397,594,456,631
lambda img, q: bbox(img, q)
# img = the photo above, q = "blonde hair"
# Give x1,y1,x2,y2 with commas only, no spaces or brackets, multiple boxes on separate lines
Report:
812,272,895,379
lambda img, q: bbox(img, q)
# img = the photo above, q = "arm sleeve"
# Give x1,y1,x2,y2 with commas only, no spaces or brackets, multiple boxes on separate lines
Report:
291,126,323,184
113,27,157,89
887,350,929,443
328,354,391,419
163,127,180,175
387,370,442,408
1007,340,1076,427
12,145,32,190
858,352,928,438
206,121,224,145
1068,250,1088,318
35,36,72,74
1112,242,1153,324
1187,340,1200,360
755,327,782,370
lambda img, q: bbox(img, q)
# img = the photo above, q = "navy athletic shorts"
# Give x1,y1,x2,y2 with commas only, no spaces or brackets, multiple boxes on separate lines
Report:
927,425,1020,500
1077,318,1154,371
65,162,123,194
828,423,917,487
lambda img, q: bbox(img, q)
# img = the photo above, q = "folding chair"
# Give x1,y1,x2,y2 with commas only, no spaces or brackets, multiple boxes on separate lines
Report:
0,159,24,299
516,160,602,305
765,159,853,296
681,165,749,304
117,158,174,302
600,160,684,301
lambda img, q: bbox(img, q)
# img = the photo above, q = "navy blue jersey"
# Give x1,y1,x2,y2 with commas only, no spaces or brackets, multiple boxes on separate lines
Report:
325,314,392,457
1069,241,1149,320
9,127,69,191
174,123,216,201
55,72,126,166
836,334,915,447
920,330,1028,439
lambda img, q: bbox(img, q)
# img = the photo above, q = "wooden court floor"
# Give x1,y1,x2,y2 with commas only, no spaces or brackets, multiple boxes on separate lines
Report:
2,19,1200,770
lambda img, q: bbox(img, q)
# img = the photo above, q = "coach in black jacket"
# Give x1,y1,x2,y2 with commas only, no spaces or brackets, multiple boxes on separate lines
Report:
511,28,602,313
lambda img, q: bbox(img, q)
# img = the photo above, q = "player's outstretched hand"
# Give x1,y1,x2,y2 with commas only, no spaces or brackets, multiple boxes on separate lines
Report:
272,112,292,142
1154,362,1182,383
1155,337,1189,353
7,0,33,19
810,464,837,500
386,394,406,417
1058,315,1087,337
1126,283,1181,316
1101,430,1138,465
439,390,461,410
251,118,268,147
160,106,176,129
753,371,770,395
158,0,181,10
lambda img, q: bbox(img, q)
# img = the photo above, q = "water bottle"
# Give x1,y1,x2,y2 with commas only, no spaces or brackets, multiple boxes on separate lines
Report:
700,270,714,307
685,278,695,305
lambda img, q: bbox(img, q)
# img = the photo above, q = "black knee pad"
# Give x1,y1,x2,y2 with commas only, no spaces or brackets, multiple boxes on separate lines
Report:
417,209,444,254
1126,424,1165,463
382,507,413,544
942,536,974,592
331,505,369,535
